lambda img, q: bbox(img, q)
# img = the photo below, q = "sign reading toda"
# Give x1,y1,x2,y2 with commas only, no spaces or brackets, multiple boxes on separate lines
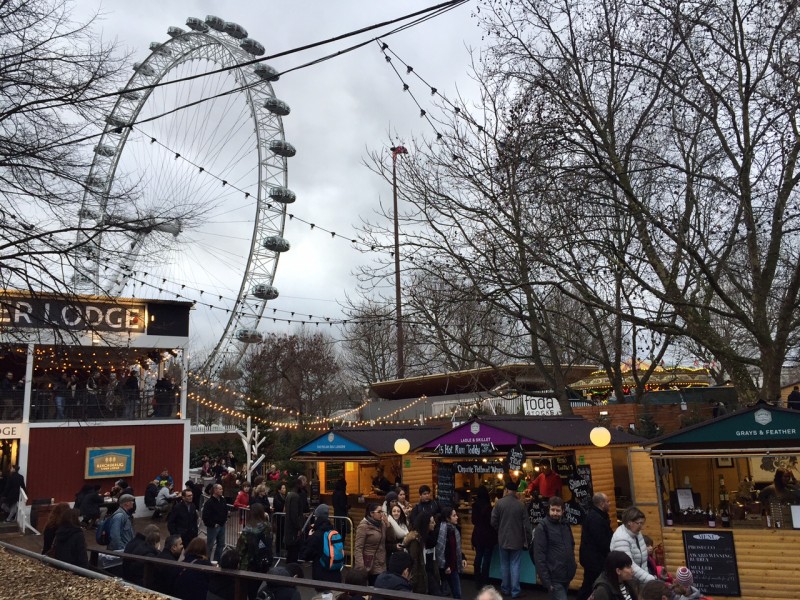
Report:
521,396,562,416
1,297,145,333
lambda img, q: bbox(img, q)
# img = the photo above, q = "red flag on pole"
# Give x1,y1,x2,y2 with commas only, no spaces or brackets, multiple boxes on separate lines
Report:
391,145,408,161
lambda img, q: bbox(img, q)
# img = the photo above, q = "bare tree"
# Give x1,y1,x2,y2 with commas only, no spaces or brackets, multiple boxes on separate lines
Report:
479,0,800,404
1,0,201,332
240,330,355,425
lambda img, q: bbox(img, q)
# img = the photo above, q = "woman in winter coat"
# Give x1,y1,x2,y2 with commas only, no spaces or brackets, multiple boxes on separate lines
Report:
610,507,656,586
51,508,89,568
387,504,409,544
272,482,287,556
436,507,467,599
471,486,496,589
403,511,436,594
354,502,391,585
590,550,639,600
42,502,70,555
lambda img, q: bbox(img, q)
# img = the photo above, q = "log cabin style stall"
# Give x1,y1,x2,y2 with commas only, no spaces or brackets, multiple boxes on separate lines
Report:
642,401,800,599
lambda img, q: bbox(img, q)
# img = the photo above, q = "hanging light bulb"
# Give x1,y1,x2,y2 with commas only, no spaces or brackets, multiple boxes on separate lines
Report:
590,426,612,448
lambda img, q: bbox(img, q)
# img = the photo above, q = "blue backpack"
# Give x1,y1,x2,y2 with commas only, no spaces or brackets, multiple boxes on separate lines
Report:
95,515,112,546
320,529,345,571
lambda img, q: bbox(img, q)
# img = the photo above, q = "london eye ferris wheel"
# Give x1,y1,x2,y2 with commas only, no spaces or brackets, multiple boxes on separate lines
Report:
74,15,295,376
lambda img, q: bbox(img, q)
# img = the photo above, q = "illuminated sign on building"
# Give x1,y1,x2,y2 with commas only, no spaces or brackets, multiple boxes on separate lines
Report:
85,446,135,479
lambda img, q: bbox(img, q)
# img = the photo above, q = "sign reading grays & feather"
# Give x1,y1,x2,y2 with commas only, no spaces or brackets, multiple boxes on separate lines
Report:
1,297,146,332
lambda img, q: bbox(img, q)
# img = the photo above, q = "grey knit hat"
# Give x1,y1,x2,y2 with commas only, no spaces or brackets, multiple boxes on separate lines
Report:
314,503,329,519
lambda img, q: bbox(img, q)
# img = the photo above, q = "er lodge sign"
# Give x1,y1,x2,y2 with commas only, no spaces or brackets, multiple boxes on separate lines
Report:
0,297,146,333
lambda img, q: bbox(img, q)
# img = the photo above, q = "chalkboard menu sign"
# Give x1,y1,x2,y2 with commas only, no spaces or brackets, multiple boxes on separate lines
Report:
325,462,344,492
310,479,321,507
436,462,455,504
528,497,548,526
553,453,577,480
506,444,525,472
568,465,593,510
682,530,741,597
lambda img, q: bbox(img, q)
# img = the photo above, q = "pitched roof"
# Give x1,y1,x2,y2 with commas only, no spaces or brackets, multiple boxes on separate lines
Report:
418,415,644,451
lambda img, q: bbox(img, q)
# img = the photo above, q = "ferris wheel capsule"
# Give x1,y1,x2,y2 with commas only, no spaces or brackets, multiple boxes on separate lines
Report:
205,15,225,31
105,115,129,129
240,38,265,56
264,97,290,116
119,89,141,101
235,329,263,343
85,176,106,189
149,42,172,56
269,140,296,157
254,64,280,82
94,144,116,157
251,284,279,300
268,186,296,204
224,22,248,39
167,26,186,38
186,17,209,32
262,236,290,252
133,62,155,77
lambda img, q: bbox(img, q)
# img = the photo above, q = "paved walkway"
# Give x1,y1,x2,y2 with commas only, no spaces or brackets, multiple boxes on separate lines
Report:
0,516,560,600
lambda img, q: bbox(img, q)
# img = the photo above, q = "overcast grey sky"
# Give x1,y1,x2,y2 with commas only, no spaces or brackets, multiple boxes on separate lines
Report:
77,1,485,357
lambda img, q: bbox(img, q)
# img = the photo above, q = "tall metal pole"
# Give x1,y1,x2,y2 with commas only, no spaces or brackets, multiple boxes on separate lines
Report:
392,147,406,379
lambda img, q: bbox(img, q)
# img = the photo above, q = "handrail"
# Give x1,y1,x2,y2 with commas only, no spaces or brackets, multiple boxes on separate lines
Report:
86,547,444,600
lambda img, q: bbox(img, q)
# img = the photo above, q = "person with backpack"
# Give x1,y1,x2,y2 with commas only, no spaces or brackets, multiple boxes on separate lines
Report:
301,504,344,586
238,503,274,572
107,494,135,551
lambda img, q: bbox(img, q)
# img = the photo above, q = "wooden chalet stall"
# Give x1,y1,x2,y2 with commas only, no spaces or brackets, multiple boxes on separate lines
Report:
290,425,446,511
414,415,643,587
643,402,800,599
0,291,191,514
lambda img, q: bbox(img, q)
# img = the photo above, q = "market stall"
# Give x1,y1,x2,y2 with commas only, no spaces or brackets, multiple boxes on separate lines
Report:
644,401,800,599
414,415,643,586
290,425,446,509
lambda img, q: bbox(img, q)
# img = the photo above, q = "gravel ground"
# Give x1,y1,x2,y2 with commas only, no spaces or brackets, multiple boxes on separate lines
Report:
0,546,167,600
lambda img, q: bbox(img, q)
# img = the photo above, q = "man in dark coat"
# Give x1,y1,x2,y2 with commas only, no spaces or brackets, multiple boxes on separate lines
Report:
168,488,199,547
284,478,306,563
373,551,413,600
150,534,183,595
2,464,26,521
533,496,576,600
202,482,229,562
577,492,613,600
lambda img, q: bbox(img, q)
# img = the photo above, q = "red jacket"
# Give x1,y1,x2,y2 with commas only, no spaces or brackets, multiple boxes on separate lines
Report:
234,490,250,509
526,471,562,497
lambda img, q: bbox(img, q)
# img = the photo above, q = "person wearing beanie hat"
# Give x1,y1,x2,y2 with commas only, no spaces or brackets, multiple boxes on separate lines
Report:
672,566,701,600
301,503,342,585
382,490,398,514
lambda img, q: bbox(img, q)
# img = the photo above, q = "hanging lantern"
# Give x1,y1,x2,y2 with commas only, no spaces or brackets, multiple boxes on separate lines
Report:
393,438,410,455
590,426,612,448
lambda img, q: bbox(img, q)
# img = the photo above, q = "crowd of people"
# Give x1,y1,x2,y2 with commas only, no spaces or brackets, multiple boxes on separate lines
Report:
1,368,180,421
31,454,714,600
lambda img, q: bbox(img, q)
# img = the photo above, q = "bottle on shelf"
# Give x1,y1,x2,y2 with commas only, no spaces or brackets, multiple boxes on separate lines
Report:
764,507,772,528
665,506,674,526
719,475,729,504
720,505,730,527
707,504,716,527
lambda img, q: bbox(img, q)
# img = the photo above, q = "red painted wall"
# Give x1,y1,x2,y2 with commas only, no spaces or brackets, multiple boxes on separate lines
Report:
28,423,184,503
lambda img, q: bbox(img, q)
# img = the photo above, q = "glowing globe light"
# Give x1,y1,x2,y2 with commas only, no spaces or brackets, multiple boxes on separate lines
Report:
394,438,410,455
590,426,612,448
